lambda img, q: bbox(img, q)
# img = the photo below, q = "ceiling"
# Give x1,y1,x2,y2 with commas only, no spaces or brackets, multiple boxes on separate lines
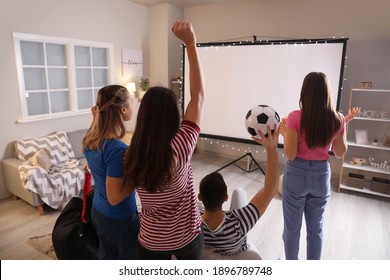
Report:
128,0,390,41
128,0,242,8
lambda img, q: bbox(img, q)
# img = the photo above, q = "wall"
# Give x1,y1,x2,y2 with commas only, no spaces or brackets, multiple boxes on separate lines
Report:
149,3,183,87
149,4,169,87
1,0,389,198
0,0,149,199
168,5,184,83
182,0,390,176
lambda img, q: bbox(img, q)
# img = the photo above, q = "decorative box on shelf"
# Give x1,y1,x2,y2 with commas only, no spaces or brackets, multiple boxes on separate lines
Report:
349,157,367,166
347,173,365,189
370,177,390,194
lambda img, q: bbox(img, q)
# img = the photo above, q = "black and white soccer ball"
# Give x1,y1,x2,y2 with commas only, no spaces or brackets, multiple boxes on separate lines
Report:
245,105,280,137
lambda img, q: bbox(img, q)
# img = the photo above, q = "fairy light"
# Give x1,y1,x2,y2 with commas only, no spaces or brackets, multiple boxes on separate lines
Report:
194,37,348,48
198,137,268,155
183,36,349,155
198,137,290,161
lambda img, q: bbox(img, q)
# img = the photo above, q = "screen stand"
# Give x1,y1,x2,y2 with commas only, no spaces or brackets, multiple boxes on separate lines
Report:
215,146,265,175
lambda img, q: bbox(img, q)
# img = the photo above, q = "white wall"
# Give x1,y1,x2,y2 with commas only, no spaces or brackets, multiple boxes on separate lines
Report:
0,0,149,199
149,4,169,87
149,3,183,87
168,5,184,83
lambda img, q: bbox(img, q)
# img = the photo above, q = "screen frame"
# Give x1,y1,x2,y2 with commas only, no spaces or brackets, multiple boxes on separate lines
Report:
181,38,348,149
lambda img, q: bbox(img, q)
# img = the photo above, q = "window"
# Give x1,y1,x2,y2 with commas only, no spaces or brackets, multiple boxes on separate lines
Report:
13,33,114,122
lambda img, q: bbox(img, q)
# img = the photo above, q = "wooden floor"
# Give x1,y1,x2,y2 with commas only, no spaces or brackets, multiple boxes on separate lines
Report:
0,150,389,260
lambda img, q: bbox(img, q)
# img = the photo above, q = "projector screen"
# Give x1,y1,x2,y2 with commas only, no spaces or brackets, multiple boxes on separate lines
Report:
183,38,348,145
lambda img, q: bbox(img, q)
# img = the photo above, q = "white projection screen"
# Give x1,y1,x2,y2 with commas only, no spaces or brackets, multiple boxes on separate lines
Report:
183,39,348,146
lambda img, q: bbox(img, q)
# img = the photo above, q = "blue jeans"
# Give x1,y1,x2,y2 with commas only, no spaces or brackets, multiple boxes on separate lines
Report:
282,157,330,260
91,207,140,260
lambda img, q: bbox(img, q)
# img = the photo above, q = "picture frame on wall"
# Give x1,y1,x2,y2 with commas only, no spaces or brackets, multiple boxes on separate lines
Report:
355,129,369,144
361,81,373,89
121,48,143,78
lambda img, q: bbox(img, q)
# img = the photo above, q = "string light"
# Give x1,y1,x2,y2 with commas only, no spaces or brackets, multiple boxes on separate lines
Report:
199,137,266,155
195,37,347,47
181,36,349,156
198,137,287,159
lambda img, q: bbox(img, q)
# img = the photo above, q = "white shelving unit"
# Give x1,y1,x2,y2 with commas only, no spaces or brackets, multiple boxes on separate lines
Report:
172,79,183,118
338,87,390,198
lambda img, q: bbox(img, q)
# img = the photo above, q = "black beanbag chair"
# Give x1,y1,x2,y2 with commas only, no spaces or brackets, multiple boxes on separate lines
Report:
52,190,98,260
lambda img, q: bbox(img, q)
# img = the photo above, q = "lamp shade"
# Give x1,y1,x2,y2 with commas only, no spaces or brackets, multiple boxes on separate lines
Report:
126,82,136,93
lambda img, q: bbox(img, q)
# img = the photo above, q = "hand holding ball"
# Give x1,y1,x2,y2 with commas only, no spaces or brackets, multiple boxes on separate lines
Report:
245,105,280,137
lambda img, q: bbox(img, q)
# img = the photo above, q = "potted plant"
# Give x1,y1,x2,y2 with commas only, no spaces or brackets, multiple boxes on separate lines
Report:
138,78,150,100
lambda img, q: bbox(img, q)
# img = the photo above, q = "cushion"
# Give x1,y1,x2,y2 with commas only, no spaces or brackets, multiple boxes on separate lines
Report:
28,148,52,172
15,131,75,165
66,129,88,159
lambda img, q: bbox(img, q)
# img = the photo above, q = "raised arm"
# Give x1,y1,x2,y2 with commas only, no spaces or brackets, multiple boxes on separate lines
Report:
172,21,205,127
249,125,280,215
345,107,361,123
332,108,361,158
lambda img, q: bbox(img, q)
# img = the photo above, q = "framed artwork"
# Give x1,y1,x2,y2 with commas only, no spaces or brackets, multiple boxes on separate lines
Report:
361,81,372,89
121,49,143,78
355,129,369,144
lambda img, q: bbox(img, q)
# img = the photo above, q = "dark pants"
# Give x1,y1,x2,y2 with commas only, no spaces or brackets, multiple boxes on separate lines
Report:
91,207,140,260
137,233,204,260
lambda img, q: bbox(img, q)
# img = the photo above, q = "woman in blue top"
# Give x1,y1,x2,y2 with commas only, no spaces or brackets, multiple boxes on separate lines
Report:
82,85,139,259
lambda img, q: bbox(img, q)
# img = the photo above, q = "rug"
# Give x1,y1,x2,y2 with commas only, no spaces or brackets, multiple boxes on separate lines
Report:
26,233,57,260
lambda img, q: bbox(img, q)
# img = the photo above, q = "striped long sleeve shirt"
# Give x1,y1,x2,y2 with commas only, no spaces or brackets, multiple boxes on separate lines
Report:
137,120,202,251
202,203,260,255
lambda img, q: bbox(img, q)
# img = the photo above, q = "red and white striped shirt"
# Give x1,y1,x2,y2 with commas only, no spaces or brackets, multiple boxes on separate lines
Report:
137,120,202,251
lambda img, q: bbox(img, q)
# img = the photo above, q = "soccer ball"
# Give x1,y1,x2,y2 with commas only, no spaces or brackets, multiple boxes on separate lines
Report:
245,105,280,137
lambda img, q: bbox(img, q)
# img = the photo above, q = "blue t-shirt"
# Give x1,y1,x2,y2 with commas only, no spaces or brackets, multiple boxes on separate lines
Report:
84,139,137,219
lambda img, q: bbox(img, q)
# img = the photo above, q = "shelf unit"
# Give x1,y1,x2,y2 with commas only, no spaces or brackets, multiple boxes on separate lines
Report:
171,79,183,118
338,87,390,198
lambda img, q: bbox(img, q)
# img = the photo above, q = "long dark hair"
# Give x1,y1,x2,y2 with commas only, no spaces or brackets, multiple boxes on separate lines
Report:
300,72,342,148
123,86,180,192
82,85,129,151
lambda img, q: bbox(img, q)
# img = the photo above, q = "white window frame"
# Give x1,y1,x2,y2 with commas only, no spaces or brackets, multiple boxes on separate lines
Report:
13,32,114,123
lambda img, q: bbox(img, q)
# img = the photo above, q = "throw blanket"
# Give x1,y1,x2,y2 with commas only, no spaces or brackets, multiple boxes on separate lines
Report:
18,160,83,210
15,131,84,210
